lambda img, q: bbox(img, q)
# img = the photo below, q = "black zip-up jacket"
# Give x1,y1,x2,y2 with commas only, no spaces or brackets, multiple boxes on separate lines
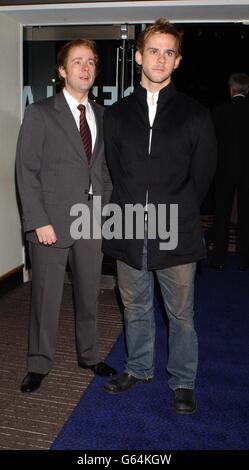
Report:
103,82,217,270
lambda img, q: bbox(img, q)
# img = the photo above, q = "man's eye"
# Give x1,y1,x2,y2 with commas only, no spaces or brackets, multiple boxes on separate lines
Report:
166,50,176,58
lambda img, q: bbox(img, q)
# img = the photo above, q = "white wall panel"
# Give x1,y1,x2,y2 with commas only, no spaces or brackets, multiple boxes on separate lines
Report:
0,13,23,277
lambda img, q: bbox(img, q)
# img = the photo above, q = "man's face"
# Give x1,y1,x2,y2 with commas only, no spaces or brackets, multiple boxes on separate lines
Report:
59,45,96,99
135,33,181,91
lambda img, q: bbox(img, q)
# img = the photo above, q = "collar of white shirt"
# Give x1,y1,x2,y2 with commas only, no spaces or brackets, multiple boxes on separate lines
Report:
147,90,159,106
63,88,94,121
232,93,246,98
147,90,159,127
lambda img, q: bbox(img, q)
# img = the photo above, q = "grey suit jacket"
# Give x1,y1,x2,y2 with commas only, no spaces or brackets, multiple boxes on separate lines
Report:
16,91,111,247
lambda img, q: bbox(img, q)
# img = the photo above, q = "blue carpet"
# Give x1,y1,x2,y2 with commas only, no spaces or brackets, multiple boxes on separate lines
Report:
52,254,249,450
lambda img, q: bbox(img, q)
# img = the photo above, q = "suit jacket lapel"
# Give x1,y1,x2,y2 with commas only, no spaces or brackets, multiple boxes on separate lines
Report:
54,91,89,164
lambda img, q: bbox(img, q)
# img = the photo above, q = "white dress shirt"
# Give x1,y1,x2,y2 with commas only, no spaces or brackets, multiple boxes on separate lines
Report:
145,90,159,210
147,90,159,128
63,88,97,151
63,89,96,195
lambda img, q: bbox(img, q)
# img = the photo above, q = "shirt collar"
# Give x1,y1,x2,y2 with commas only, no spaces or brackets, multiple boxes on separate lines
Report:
136,81,176,105
232,93,246,98
63,88,92,116
147,90,159,105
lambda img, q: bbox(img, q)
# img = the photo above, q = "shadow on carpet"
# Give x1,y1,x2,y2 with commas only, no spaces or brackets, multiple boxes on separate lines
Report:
51,254,249,450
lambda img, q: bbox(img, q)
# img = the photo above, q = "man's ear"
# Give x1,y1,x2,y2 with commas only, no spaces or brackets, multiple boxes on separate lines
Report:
174,55,181,70
135,50,142,66
58,66,66,79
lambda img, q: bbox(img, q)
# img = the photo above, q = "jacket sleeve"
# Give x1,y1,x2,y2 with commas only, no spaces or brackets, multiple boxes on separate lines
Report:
191,109,217,205
103,107,120,186
15,104,50,232
102,155,113,207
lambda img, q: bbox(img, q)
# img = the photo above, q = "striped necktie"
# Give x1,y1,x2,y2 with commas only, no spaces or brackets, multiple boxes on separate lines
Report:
77,104,92,164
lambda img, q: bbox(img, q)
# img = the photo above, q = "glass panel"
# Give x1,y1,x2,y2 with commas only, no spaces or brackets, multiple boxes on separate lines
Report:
23,25,137,108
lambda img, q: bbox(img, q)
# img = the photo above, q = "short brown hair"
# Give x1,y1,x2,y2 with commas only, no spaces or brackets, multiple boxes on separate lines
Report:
57,38,99,86
136,18,183,57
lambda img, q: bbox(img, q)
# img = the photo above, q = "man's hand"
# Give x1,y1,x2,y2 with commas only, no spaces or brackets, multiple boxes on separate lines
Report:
35,225,57,245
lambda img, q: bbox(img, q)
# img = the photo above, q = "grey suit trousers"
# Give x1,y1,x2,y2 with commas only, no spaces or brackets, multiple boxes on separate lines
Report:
28,237,102,374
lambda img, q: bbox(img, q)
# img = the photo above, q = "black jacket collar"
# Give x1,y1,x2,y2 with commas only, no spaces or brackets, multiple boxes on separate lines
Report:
135,81,177,105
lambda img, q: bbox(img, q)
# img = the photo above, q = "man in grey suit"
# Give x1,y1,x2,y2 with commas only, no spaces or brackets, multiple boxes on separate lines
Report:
16,39,116,393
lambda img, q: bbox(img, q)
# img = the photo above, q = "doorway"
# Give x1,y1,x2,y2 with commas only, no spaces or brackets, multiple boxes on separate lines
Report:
23,24,139,108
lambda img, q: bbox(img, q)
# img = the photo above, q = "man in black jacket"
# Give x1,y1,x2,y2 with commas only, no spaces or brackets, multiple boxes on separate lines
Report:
103,19,216,413
210,73,249,271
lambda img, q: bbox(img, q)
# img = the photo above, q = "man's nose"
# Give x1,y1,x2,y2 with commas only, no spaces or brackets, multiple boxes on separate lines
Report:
81,62,89,70
157,53,166,63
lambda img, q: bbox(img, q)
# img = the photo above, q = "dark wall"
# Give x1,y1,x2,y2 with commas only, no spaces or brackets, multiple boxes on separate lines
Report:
174,23,249,108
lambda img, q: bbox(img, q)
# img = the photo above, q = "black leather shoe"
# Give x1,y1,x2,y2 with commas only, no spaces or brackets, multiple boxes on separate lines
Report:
209,262,224,271
173,388,196,414
78,361,117,376
21,372,46,393
104,372,152,394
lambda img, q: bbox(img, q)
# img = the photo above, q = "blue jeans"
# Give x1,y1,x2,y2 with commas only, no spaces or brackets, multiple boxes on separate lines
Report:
117,242,198,390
